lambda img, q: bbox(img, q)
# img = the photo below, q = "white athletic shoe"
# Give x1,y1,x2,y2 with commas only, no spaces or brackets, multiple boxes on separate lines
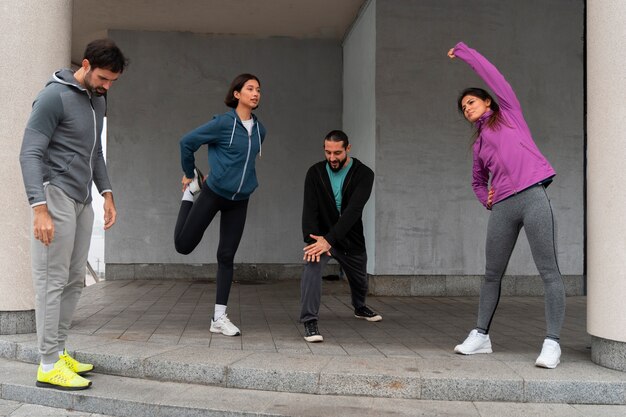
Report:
188,167,204,196
454,329,493,355
535,338,561,369
210,314,241,336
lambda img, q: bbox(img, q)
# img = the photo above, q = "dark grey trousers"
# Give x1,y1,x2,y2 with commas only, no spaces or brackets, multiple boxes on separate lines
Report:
300,249,368,323
476,184,566,340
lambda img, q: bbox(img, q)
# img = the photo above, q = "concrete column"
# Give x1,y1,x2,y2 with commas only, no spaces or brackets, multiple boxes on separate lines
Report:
0,0,73,334
587,0,626,371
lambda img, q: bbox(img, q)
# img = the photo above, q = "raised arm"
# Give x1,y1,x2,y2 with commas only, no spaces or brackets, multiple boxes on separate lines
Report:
450,42,521,112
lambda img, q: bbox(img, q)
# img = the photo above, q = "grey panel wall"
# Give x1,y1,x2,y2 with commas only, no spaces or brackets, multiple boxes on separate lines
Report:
106,30,342,265
374,0,584,275
343,0,377,272
103,0,584,283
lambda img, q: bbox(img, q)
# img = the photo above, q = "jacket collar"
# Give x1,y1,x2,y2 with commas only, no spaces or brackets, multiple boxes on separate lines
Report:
474,109,493,129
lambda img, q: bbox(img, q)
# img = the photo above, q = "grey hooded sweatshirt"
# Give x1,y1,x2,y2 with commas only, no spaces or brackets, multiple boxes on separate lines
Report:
19,69,112,207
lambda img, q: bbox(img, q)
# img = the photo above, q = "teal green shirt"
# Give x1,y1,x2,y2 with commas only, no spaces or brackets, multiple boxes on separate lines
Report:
325,159,352,213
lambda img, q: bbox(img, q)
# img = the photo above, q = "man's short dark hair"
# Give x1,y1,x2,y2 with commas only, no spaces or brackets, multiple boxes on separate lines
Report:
83,38,128,73
324,130,349,149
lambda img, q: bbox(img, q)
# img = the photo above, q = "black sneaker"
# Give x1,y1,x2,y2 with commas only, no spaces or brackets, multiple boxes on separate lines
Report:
303,320,323,343
354,306,382,322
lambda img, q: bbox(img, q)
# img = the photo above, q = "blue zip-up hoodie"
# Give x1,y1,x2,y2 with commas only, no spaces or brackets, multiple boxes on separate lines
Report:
180,109,266,201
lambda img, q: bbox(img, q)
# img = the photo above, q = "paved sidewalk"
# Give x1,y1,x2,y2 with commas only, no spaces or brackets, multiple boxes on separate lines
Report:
2,278,626,415
71,278,589,361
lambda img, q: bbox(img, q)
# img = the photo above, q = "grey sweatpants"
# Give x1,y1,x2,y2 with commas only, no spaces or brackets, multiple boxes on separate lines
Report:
32,185,94,364
300,249,368,323
476,184,565,340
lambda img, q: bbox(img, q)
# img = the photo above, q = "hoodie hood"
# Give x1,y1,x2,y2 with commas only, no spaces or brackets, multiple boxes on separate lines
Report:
48,69,87,92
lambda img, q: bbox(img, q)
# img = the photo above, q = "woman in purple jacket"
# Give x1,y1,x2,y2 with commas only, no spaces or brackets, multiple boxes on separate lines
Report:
448,42,565,369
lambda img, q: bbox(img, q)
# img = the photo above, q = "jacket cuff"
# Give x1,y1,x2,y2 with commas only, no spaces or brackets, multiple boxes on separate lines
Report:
324,234,337,248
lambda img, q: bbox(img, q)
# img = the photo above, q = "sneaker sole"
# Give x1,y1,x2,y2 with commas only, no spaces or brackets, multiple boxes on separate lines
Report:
354,314,382,322
210,327,241,337
304,335,324,343
535,359,560,369
36,380,92,390
454,347,493,355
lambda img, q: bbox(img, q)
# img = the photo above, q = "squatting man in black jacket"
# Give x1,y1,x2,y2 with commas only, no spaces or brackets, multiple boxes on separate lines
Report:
299,130,382,342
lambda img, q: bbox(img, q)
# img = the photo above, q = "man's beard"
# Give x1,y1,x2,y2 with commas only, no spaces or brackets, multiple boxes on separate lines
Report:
84,72,106,96
327,157,347,172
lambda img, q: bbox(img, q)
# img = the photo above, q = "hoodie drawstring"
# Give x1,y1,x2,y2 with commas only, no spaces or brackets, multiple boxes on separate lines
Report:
229,116,262,157
228,117,236,148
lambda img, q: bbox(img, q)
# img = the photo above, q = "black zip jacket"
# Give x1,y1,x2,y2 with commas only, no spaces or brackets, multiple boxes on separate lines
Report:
302,158,374,255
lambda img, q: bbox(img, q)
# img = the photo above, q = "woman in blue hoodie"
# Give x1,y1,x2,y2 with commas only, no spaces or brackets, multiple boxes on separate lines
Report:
175,73,266,337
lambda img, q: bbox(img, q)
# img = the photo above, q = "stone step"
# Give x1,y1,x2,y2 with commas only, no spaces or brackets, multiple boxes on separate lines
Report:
0,358,482,417
4,358,626,417
1,334,625,405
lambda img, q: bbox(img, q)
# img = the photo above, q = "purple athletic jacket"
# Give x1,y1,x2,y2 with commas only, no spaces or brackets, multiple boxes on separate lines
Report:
453,42,556,209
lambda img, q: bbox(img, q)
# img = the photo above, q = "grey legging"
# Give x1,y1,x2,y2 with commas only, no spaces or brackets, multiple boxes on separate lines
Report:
476,184,565,341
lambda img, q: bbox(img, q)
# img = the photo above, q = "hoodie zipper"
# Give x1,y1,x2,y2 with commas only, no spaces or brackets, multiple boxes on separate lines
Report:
86,96,97,203
318,165,335,208
53,71,97,203
232,121,252,200
339,164,357,215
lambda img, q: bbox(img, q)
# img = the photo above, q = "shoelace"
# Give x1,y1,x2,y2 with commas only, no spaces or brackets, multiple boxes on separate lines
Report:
61,354,77,367
357,307,374,316
216,315,236,330
48,365,77,383
305,322,318,333
542,345,557,355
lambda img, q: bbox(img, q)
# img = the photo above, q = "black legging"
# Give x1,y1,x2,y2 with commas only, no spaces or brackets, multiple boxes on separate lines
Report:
174,186,248,305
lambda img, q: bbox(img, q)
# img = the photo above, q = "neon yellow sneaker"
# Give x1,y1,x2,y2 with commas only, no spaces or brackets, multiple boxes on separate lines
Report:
36,359,92,390
59,349,94,375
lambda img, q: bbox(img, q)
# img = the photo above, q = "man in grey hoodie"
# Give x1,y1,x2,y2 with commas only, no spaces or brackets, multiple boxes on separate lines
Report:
19,39,128,390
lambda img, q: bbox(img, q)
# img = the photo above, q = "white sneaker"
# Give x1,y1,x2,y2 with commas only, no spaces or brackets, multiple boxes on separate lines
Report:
535,338,561,369
210,314,240,336
188,167,204,195
454,329,493,354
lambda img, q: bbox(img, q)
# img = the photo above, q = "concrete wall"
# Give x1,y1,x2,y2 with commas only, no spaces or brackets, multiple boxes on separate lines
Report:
343,0,377,272
0,0,72,332
587,0,626,349
374,0,584,275
106,31,342,267
104,0,585,286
